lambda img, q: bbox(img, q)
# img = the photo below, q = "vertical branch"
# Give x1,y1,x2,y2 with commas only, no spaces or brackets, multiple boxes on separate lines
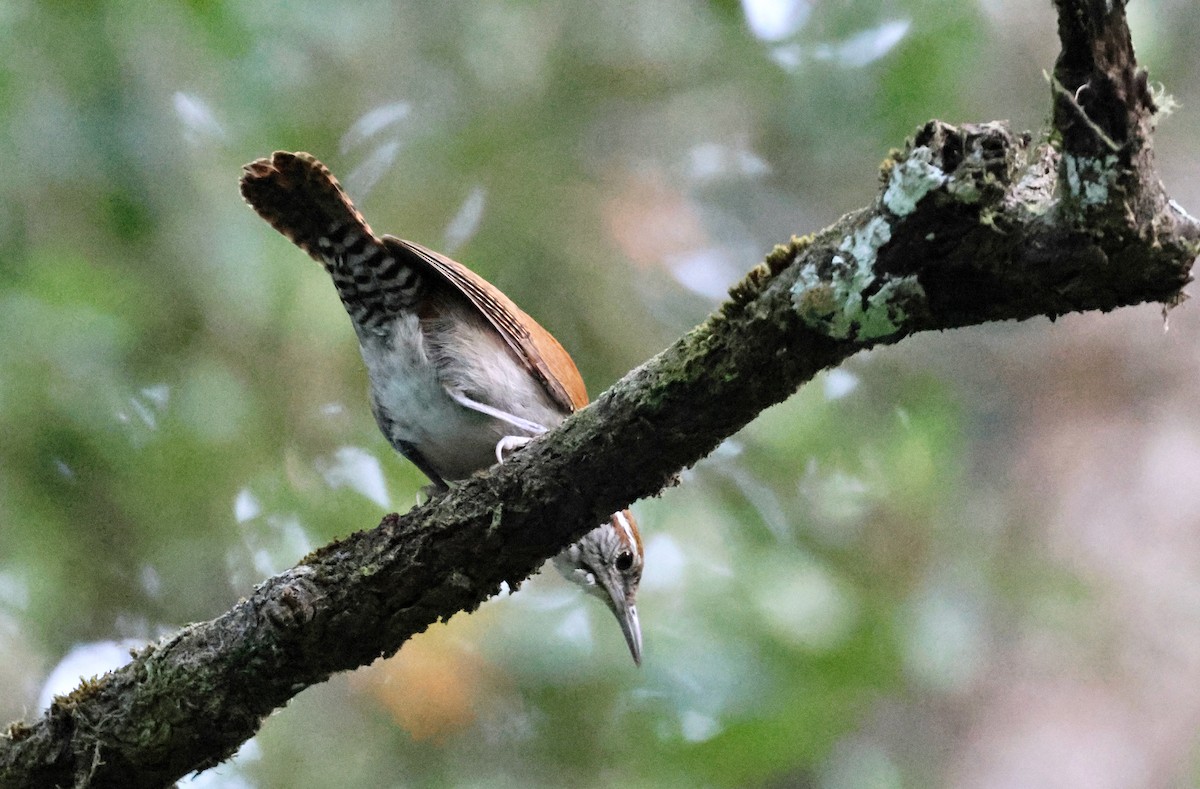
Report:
1052,0,1153,157
1050,0,1195,262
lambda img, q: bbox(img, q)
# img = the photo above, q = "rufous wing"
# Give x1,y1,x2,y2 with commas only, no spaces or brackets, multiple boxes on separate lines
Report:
381,236,590,413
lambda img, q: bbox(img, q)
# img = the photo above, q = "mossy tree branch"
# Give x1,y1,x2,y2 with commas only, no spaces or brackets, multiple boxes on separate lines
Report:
2,1,1197,787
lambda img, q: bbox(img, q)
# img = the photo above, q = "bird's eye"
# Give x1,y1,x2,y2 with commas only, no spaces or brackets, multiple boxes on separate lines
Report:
615,551,633,572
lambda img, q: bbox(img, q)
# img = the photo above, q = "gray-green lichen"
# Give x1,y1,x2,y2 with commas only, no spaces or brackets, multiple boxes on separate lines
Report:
883,146,947,217
1063,153,1119,206
789,143,952,341
791,215,927,341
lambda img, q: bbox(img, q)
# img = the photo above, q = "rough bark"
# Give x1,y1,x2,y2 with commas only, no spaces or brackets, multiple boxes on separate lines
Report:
2,1,1197,786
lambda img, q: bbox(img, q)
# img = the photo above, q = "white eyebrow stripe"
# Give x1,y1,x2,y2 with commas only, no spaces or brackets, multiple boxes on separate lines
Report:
614,511,636,552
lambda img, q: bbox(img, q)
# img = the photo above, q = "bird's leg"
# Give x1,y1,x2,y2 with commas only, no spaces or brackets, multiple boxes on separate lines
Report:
444,388,548,434
494,435,535,464
444,387,549,464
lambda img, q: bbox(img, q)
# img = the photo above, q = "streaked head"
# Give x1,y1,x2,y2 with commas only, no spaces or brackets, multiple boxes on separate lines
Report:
552,509,644,665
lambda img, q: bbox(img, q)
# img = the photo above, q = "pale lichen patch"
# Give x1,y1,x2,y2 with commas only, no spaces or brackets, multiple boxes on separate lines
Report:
791,215,926,341
858,275,925,338
883,146,947,217
1064,153,1119,206
842,215,892,268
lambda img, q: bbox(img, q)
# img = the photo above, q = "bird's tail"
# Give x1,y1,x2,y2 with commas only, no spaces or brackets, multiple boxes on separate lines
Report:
240,151,423,329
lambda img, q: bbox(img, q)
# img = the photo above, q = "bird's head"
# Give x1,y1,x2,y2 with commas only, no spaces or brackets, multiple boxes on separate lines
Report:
552,509,644,665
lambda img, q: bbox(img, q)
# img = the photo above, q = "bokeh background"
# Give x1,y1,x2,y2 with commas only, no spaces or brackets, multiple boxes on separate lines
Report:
3,1,1200,787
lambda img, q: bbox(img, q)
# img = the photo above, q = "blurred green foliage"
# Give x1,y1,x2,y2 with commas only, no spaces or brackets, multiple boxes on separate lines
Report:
3,1,1200,787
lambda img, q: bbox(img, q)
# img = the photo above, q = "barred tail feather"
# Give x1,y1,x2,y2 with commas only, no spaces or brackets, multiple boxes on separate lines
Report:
240,151,423,329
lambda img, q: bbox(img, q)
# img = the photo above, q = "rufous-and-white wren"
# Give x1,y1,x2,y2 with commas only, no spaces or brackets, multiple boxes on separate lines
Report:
240,151,644,664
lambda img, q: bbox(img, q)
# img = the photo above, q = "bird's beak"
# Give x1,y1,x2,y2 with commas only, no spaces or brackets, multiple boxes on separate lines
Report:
619,602,643,667
598,579,643,666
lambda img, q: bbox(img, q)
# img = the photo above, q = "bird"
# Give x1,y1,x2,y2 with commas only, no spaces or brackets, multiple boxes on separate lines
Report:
240,151,644,665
